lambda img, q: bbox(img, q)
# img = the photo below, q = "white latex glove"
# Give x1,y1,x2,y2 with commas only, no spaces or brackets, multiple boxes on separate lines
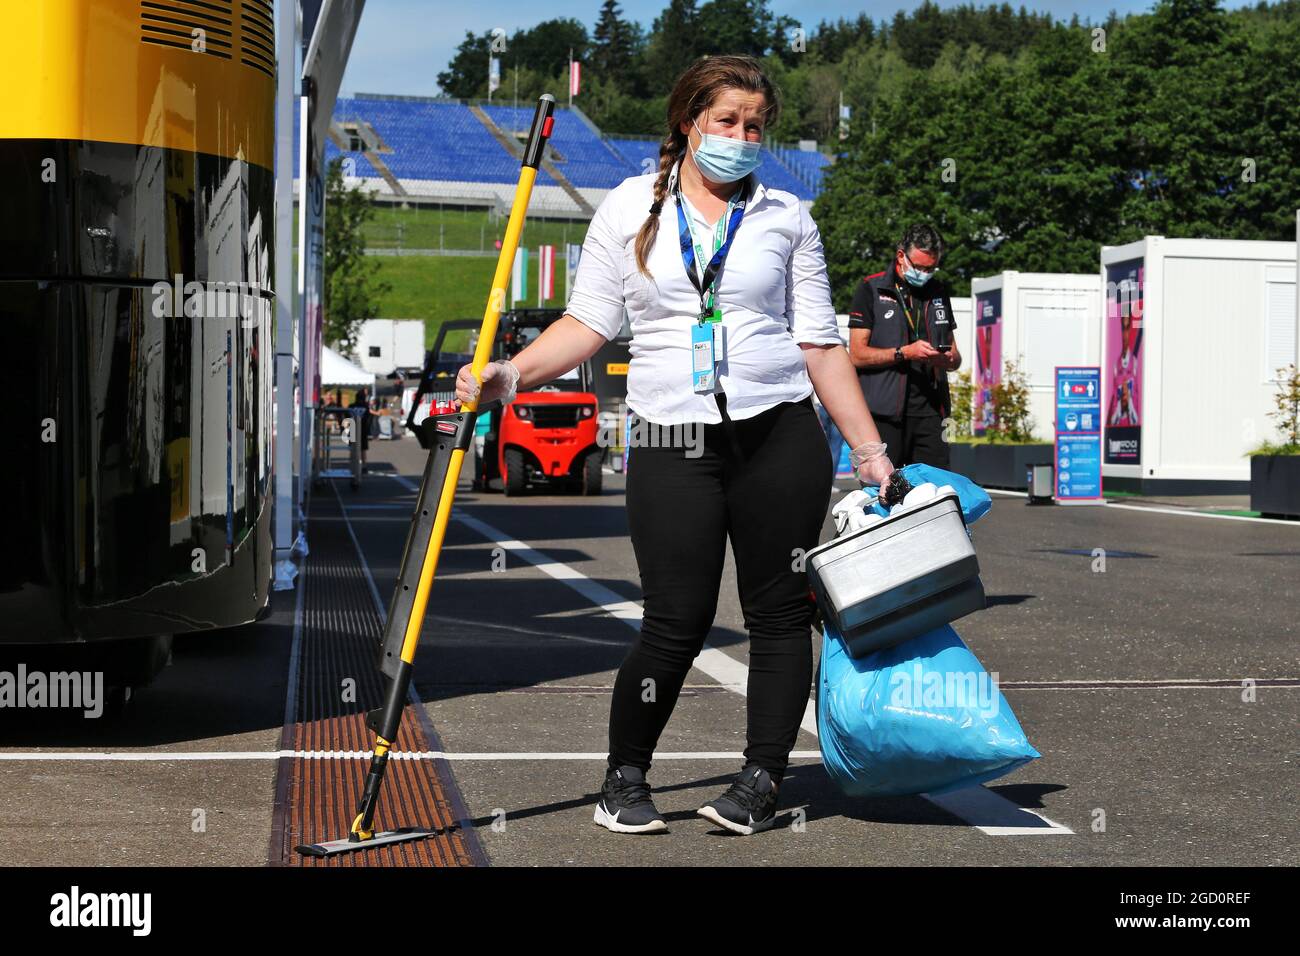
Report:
830,489,871,536
455,360,520,408
849,440,895,496
831,489,871,517
845,511,872,533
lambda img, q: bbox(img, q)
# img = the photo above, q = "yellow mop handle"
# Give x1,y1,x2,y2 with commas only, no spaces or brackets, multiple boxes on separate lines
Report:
396,95,555,667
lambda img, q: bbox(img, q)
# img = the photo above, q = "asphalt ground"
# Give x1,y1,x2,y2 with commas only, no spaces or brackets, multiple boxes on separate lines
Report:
0,434,1295,867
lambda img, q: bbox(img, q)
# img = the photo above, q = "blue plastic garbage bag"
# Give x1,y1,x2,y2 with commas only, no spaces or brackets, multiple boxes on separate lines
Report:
860,463,991,524
817,620,1040,798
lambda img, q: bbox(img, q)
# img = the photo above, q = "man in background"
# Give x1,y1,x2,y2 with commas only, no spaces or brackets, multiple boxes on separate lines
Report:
846,224,961,469
350,388,372,472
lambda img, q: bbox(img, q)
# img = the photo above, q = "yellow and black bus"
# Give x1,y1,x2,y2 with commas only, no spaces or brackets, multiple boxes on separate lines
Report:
0,1,276,689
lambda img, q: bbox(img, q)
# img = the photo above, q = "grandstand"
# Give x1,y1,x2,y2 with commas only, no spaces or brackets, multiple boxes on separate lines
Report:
295,93,832,219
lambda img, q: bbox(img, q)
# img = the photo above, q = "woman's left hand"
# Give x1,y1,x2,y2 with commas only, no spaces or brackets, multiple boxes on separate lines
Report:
856,454,895,491
849,439,895,496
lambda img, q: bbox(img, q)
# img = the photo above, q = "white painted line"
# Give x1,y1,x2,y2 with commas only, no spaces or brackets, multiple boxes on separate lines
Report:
1104,501,1296,526
385,474,1065,836
387,473,420,493
0,750,826,762
453,512,647,628
427,751,826,761
1000,678,1299,689
453,510,820,738
923,786,1074,836
0,751,293,761
986,487,1298,526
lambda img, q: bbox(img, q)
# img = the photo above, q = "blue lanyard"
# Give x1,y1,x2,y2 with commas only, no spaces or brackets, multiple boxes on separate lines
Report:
674,178,751,323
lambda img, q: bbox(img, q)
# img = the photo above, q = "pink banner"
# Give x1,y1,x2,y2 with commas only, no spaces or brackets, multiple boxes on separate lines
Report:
539,244,554,302
1103,258,1144,464
972,289,1002,437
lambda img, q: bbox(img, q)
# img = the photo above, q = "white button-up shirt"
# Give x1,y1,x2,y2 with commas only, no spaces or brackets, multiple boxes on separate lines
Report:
564,159,843,425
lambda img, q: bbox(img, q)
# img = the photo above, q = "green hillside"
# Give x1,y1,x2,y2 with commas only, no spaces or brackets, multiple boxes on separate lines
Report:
363,204,589,252
297,203,587,349
371,249,576,350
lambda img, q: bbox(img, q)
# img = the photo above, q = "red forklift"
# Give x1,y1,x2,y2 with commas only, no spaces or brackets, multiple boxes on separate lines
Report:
406,309,605,495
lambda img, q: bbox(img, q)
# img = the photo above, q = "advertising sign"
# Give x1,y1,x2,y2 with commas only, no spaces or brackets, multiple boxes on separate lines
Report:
1104,258,1144,465
972,289,1002,437
1055,366,1103,504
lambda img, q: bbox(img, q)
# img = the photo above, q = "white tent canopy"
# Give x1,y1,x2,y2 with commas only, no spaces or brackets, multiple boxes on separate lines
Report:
320,345,375,389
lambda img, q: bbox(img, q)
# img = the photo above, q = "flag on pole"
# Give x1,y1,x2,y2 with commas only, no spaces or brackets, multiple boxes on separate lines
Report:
570,59,581,99
538,245,555,304
564,243,582,304
511,247,528,303
489,56,501,95
838,94,850,141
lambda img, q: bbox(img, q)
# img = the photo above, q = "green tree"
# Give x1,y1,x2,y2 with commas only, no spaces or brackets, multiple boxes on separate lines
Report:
642,0,700,96
433,0,1300,278
509,17,590,77
592,1,638,84
1261,364,1300,452
438,20,589,99
948,369,974,439
693,0,783,59
816,17,1132,301
323,158,390,355
810,14,875,65
988,359,1035,442
437,31,491,98
578,75,665,135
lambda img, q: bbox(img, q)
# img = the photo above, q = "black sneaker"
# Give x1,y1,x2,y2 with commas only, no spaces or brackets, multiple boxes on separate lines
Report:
697,764,779,835
593,765,668,833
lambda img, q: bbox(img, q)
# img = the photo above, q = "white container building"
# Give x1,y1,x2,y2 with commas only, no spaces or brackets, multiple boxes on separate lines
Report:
1099,236,1297,492
355,319,426,376
968,273,1102,442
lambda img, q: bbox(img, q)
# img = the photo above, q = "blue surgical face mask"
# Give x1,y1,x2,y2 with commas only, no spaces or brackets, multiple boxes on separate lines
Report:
690,118,762,184
901,251,935,287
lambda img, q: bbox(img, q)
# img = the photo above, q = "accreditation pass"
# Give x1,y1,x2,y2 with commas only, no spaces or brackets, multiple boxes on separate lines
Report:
691,321,715,392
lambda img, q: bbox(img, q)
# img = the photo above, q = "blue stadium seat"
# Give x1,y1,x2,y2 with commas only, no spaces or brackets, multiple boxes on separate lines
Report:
300,96,558,185
778,147,831,193
481,105,635,188
608,137,661,176
291,96,829,201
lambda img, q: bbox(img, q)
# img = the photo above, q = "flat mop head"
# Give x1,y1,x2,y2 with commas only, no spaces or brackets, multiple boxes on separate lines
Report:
295,827,435,858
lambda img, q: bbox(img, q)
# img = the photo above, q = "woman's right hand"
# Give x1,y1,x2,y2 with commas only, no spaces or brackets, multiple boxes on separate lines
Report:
455,359,520,407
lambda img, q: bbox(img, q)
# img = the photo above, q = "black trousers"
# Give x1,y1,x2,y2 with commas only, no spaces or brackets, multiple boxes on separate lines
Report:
872,412,950,470
610,393,833,784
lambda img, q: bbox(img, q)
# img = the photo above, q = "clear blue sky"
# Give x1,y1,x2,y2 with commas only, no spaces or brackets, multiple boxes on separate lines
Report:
337,1,1259,97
